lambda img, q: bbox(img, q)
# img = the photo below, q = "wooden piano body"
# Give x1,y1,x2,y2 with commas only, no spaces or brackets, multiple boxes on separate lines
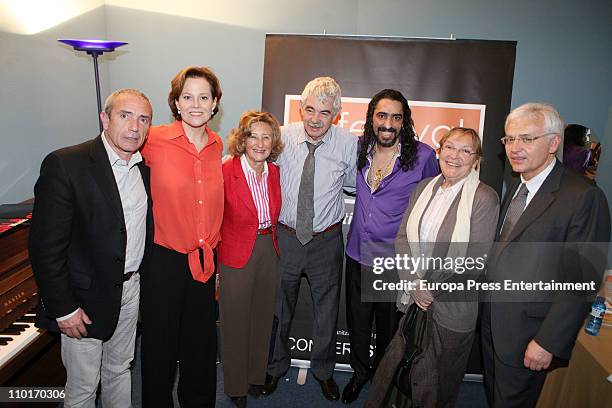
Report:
0,221,65,389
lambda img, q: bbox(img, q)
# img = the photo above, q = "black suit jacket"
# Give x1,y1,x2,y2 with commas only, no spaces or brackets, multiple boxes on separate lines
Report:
487,161,610,366
29,135,153,340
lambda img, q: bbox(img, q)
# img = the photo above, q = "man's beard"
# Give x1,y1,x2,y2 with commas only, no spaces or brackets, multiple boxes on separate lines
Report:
376,126,401,148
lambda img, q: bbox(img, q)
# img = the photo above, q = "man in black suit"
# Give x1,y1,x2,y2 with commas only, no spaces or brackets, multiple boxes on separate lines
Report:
29,89,153,407
481,103,610,407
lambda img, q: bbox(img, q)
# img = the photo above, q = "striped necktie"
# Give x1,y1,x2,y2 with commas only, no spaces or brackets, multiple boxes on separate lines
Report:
296,141,321,245
499,183,529,241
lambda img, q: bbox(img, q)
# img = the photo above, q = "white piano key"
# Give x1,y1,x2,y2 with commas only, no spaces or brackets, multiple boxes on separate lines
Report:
0,322,42,368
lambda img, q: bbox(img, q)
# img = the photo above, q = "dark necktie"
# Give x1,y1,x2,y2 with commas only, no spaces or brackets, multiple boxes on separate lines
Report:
296,141,321,245
499,183,529,241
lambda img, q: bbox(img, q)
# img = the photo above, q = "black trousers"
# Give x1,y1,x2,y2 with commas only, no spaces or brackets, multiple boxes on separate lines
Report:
141,244,217,408
481,302,548,408
345,255,401,380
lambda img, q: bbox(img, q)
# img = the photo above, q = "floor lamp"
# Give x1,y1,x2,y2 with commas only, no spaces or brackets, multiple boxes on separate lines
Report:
58,39,127,132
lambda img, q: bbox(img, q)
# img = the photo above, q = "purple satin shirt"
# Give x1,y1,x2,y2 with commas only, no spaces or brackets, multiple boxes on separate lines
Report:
346,141,440,263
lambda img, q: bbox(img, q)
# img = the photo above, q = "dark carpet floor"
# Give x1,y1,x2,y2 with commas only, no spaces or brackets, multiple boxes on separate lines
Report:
128,337,488,407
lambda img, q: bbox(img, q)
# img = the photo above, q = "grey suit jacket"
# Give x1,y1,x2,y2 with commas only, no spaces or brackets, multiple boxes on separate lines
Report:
395,176,500,332
487,161,610,366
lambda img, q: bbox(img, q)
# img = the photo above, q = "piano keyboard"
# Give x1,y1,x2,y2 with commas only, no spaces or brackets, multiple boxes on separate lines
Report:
0,314,43,368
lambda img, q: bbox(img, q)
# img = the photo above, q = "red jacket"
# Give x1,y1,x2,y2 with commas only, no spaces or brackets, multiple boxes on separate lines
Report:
218,156,281,268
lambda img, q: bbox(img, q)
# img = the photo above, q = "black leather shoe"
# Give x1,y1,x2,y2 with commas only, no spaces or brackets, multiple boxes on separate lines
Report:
230,396,247,408
314,376,339,401
260,374,281,396
247,384,262,398
341,374,368,404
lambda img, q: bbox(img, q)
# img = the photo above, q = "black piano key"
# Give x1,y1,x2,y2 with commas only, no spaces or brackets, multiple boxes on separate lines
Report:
0,336,13,342
19,315,36,323
11,323,29,330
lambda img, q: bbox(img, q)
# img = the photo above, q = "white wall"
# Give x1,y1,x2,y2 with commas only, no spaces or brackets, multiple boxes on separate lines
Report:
0,0,104,34
0,6,108,202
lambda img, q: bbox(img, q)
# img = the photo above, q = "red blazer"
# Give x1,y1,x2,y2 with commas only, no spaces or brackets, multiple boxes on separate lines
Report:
218,156,281,268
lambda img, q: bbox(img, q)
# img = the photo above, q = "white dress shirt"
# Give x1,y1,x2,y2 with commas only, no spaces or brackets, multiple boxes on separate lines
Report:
240,154,272,229
419,177,467,245
515,157,556,208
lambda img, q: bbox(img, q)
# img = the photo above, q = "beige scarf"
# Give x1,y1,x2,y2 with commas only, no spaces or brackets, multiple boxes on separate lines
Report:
400,168,480,304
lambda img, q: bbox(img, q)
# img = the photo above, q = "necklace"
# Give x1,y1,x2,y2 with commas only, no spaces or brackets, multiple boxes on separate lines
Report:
368,149,396,192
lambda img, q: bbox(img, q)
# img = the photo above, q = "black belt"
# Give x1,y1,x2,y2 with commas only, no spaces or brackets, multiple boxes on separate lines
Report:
278,222,341,237
123,271,138,282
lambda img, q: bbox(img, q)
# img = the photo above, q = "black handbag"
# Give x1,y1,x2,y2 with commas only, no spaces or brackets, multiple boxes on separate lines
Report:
392,304,428,398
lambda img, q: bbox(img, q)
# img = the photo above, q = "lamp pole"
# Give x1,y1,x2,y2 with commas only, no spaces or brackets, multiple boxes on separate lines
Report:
58,39,128,133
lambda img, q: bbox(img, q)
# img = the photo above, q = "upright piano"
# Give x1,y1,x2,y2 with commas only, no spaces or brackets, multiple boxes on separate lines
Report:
0,210,65,390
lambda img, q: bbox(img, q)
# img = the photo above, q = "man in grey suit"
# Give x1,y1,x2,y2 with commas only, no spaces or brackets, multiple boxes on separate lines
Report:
261,77,358,401
481,103,610,407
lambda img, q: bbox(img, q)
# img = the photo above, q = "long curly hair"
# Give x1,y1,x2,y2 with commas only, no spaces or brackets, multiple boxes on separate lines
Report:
357,89,419,171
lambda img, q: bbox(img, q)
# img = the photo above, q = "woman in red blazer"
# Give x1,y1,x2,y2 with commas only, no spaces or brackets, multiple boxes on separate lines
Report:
218,110,283,407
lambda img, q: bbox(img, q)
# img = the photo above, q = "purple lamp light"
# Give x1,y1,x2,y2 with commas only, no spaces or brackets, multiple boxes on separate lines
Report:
58,39,128,132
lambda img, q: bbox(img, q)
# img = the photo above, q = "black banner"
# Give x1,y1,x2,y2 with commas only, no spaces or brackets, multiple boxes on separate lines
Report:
262,34,516,371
